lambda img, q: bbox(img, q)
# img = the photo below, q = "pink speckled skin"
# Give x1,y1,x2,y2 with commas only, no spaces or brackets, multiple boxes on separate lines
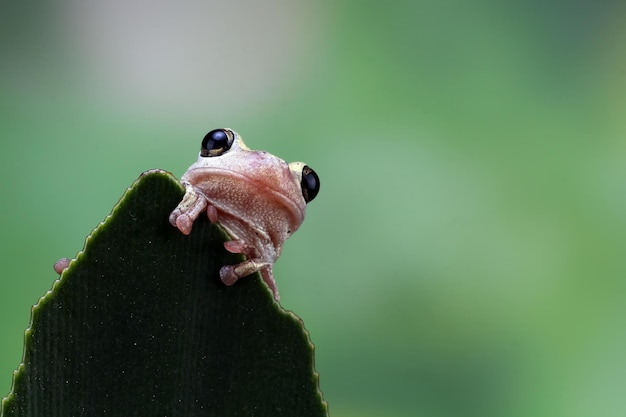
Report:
169,129,312,301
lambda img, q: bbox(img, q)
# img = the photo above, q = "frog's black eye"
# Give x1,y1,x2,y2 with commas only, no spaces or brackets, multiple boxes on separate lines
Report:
201,129,234,157
301,166,320,203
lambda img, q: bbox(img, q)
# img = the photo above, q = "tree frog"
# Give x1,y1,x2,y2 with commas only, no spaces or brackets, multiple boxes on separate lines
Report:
169,128,320,301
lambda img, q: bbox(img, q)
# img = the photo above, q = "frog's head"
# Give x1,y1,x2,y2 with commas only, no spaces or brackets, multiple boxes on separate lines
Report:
198,128,320,204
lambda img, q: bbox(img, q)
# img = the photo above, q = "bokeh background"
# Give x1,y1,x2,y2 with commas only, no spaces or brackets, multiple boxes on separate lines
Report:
2,1,626,416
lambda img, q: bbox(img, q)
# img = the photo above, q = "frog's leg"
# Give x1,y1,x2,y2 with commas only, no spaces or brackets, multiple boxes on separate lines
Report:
220,261,278,301
259,266,279,301
169,183,208,235
221,240,279,301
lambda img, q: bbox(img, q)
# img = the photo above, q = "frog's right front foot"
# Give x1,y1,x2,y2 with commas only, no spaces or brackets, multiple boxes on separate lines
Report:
169,212,194,235
169,185,208,235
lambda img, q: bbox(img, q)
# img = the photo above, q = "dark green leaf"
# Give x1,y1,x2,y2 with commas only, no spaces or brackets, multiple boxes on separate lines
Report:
2,169,328,417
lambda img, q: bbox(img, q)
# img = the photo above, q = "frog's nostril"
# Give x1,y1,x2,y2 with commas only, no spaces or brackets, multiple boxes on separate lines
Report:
201,129,234,157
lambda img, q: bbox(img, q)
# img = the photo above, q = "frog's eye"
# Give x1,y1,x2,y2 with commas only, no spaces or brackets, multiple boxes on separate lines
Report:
300,165,320,203
201,129,234,157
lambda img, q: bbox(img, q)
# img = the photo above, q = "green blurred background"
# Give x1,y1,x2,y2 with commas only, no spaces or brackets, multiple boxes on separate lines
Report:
2,1,626,416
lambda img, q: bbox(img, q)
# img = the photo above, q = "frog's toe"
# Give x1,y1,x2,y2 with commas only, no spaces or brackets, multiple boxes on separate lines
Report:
220,265,239,286
54,258,71,275
223,240,249,254
168,210,179,227
206,204,218,223
175,214,193,235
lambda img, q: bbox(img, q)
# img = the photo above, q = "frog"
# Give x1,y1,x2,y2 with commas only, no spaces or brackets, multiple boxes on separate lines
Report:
168,128,320,301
